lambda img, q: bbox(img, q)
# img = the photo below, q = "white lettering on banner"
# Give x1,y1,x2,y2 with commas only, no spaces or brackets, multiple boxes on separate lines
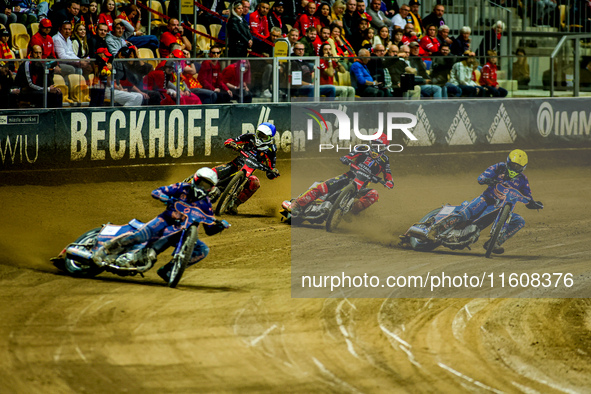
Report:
537,102,591,137
69,110,222,161
446,104,476,145
0,134,38,164
109,110,126,160
91,112,106,160
487,104,516,144
406,105,435,146
318,109,418,141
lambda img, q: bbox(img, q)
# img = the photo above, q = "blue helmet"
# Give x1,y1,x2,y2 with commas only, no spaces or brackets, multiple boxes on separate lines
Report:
255,122,276,148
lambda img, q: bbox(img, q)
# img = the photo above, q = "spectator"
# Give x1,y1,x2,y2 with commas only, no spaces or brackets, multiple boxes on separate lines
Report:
0,28,15,71
450,26,474,56
430,44,461,97
330,0,346,30
327,23,355,57
92,22,109,55
408,0,423,37
449,51,485,97
118,4,159,50
360,27,375,50
0,60,14,108
294,1,320,37
478,20,504,57
53,21,86,79
114,45,158,105
268,1,288,35
318,42,354,100
0,0,17,28
367,0,392,31
227,1,253,57
401,22,418,45
198,46,233,103
355,0,371,22
419,24,439,58
166,46,217,104
221,60,253,103
106,18,134,58
301,26,321,56
71,22,90,59
288,42,336,100
391,27,404,47
260,27,283,97
12,0,39,26
367,43,394,96
421,3,445,30
89,46,111,106
159,18,192,58
350,48,385,97
535,0,557,26
15,45,62,107
479,50,507,97
342,0,357,38
391,3,410,30
98,0,117,31
279,0,295,26
80,0,98,36
512,47,530,90
314,2,332,31
51,0,83,35
436,24,453,48
146,60,201,105
249,0,271,54
384,43,421,98
351,17,370,53
408,41,443,98
373,25,391,48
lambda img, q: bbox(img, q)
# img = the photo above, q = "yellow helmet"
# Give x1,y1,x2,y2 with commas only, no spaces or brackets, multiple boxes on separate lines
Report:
506,149,528,178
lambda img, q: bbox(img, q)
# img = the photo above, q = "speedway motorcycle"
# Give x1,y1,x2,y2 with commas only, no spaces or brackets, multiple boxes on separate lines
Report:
215,148,275,215
52,199,225,288
280,163,386,232
399,182,539,258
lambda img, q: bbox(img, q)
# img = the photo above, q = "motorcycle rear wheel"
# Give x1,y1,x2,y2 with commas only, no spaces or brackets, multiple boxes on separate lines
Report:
63,228,105,278
326,184,355,232
409,208,441,252
215,171,246,216
485,204,511,258
168,226,198,288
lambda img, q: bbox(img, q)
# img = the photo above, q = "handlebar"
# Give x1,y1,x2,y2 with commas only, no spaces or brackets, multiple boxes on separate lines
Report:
349,162,387,185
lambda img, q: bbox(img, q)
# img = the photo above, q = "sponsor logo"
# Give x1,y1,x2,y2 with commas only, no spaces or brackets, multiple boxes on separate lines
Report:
446,104,476,145
537,102,591,137
406,105,435,146
487,104,516,144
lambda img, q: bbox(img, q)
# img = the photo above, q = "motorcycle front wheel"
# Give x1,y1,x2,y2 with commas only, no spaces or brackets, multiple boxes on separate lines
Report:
326,184,356,232
215,171,246,215
409,208,441,252
168,226,199,288
62,228,105,278
485,204,511,258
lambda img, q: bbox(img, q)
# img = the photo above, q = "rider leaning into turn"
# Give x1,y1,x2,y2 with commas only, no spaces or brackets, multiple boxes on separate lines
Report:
291,134,394,216
212,122,280,214
428,149,543,254
94,168,229,282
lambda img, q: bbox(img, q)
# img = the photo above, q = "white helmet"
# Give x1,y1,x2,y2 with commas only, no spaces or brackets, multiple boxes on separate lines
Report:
254,122,276,149
192,167,218,200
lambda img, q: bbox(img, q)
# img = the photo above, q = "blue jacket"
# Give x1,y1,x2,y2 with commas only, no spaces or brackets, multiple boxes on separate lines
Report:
478,162,533,202
350,61,374,87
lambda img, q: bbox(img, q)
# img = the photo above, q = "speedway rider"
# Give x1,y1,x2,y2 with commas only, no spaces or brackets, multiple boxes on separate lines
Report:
427,149,543,254
212,122,280,214
291,134,394,217
93,168,229,282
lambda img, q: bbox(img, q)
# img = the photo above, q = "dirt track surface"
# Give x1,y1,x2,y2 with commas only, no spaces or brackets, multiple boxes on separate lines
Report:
1,150,591,393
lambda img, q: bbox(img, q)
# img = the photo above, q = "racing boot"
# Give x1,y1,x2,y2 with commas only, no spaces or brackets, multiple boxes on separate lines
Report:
227,200,241,215
483,239,505,254
290,201,302,218
351,200,365,215
157,261,174,283
92,238,123,265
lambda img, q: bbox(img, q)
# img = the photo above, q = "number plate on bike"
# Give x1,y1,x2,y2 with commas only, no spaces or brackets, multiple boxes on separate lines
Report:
439,206,455,215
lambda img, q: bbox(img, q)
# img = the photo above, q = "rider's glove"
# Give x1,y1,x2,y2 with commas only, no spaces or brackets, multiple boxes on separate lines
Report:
159,194,170,203
217,219,231,229
266,168,280,179
482,177,498,186
227,141,240,151
526,200,544,210
385,180,394,189
340,156,352,165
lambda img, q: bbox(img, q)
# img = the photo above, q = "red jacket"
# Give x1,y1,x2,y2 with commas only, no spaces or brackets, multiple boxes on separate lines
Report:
480,61,499,88
197,60,229,92
249,10,270,39
29,33,56,59
294,13,320,37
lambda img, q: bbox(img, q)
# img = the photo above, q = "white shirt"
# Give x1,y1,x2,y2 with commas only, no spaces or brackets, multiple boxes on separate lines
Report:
53,32,80,60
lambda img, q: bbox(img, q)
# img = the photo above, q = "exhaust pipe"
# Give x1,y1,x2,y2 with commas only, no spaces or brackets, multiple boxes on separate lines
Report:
66,246,94,264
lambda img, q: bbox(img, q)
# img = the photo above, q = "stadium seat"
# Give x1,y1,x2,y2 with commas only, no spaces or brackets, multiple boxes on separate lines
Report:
195,24,211,51
149,0,167,29
209,24,222,39
68,74,90,104
9,23,30,51
30,22,39,36
52,74,74,105
138,47,158,69
337,71,352,86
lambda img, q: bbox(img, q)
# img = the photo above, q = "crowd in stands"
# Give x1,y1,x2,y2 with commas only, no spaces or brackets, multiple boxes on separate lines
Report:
0,0,589,108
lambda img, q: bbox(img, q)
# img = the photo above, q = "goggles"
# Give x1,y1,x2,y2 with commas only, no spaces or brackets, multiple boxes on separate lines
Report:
195,178,214,192
256,131,272,142
507,161,525,173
